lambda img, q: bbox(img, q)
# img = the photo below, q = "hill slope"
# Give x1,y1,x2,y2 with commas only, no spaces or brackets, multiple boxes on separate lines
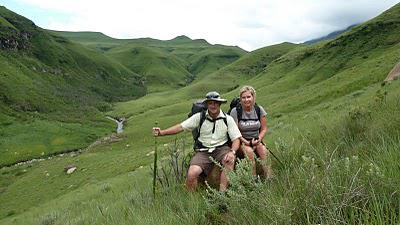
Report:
0,6,145,166
53,31,247,92
1,3,400,224
251,3,400,115
303,24,358,44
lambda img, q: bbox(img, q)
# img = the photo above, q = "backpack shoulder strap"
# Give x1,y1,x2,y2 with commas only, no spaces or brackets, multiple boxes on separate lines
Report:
255,105,261,121
199,110,207,130
237,104,260,122
236,104,243,122
195,110,207,141
223,112,231,145
222,112,228,127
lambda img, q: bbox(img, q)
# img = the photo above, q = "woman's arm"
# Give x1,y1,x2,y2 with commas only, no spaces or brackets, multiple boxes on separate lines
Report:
258,115,268,141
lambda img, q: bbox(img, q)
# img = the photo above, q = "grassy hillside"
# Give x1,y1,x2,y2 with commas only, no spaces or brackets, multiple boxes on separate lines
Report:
1,3,400,224
1,83,399,224
0,6,145,166
249,4,400,116
54,32,247,92
48,31,126,47
0,5,246,166
105,44,192,92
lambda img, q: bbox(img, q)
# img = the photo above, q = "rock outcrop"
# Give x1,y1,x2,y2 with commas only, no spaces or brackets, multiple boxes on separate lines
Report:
0,30,32,50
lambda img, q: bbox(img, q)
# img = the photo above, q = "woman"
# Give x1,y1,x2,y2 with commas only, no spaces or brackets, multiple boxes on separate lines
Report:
230,86,272,178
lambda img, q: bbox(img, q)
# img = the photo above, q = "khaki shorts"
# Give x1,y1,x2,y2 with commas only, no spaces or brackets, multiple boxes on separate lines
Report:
190,145,231,176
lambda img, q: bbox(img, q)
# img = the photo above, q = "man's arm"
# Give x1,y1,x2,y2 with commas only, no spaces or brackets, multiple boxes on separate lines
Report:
230,138,240,154
223,138,240,163
152,124,184,137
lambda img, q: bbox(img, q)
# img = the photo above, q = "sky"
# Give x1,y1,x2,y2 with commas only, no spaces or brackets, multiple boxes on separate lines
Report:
2,0,399,51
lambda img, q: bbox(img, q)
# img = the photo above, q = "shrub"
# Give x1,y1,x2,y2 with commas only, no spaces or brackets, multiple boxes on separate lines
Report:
100,183,112,193
38,212,59,225
96,102,113,112
156,139,192,189
342,105,371,144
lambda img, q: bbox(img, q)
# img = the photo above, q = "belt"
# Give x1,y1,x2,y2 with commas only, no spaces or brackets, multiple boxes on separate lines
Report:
195,142,229,152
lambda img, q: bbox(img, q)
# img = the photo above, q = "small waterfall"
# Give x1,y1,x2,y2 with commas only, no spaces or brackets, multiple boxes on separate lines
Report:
106,116,125,134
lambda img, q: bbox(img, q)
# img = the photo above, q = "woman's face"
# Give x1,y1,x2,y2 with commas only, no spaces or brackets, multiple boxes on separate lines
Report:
240,90,254,108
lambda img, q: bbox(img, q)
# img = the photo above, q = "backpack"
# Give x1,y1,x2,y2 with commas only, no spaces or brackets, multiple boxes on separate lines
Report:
227,97,240,115
188,100,228,149
188,100,207,143
228,97,261,122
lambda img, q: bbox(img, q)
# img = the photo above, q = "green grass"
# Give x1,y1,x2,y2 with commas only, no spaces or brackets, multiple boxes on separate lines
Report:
0,118,112,167
0,5,247,169
0,6,147,167
0,16,15,30
0,166,209,225
1,86,399,224
105,44,192,92
0,137,155,219
1,2,400,224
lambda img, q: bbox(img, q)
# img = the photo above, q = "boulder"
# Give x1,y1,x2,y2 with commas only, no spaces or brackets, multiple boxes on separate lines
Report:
64,165,77,174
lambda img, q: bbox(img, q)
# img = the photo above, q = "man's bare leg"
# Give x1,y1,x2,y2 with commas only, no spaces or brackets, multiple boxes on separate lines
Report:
186,165,203,191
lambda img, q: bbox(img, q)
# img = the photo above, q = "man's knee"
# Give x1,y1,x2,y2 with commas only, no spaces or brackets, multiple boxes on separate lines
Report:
222,155,235,168
187,165,202,180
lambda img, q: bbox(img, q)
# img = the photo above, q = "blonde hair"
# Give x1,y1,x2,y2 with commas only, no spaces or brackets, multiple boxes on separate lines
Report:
239,85,256,99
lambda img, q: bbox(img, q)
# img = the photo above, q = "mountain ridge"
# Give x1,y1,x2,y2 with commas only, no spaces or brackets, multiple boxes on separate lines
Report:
0,6,147,166
303,24,359,44
53,30,247,92
0,5,246,165
1,3,400,223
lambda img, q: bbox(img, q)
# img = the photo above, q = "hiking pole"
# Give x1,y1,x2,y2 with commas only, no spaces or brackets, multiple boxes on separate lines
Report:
152,121,158,199
268,148,285,167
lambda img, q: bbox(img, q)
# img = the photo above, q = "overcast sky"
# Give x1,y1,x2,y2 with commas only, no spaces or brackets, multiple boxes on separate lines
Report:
2,0,399,51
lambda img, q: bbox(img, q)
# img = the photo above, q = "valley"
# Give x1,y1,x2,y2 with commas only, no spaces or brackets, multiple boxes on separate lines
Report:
1,3,400,224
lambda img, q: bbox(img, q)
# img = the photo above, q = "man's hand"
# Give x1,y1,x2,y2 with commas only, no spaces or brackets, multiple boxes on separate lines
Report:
152,127,162,136
223,151,236,164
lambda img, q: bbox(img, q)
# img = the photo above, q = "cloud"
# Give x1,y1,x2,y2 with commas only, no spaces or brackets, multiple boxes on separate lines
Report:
12,0,400,51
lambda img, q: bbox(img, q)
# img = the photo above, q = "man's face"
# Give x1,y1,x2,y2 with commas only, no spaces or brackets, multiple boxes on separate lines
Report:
207,100,221,117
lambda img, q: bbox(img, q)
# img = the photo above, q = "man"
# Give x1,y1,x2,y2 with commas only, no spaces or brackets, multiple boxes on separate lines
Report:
152,91,241,192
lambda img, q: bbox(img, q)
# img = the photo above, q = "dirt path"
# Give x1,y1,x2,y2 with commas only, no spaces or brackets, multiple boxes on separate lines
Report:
385,61,400,81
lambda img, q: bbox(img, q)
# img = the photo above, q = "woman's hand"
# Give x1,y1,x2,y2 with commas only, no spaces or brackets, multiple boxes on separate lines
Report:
241,138,250,146
251,138,260,146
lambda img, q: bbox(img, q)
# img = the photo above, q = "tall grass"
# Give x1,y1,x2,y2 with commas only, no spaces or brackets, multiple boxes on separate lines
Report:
155,138,192,189
143,91,400,225
2,3,400,223
3,88,399,225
